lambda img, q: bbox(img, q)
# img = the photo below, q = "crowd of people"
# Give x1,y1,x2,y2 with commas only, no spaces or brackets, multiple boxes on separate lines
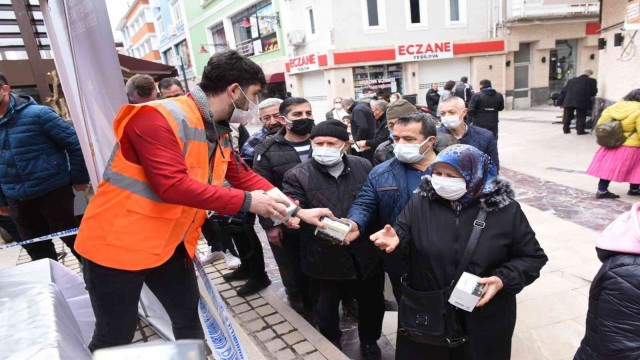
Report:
0,48,639,360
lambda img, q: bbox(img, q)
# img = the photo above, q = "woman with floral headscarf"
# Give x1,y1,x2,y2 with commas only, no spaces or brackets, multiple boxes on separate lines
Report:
371,144,548,360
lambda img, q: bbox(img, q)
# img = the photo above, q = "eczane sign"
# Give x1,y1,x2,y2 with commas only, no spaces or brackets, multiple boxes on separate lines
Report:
288,53,320,74
395,42,454,62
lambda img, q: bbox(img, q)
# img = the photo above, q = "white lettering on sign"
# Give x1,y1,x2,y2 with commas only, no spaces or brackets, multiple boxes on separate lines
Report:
395,42,454,62
288,53,322,74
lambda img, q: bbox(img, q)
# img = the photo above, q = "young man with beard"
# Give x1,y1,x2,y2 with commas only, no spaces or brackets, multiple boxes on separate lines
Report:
252,97,315,313
240,98,283,166
74,50,331,351
283,120,385,359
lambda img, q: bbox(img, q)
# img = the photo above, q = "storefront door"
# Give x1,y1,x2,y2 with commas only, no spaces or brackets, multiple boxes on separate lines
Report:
513,43,531,109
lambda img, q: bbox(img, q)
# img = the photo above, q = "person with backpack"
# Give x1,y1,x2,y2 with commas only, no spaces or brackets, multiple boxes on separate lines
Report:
586,89,640,199
454,76,474,107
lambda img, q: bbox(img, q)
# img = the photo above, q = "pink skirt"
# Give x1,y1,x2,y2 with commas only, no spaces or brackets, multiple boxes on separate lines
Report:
587,145,640,183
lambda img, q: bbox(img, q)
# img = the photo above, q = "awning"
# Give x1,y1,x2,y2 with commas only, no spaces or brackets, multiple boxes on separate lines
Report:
117,53,178,82
266,72,285,83
0,54,179,87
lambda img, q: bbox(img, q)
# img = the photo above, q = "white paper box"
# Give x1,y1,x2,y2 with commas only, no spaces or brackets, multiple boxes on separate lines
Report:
266,188,297,225
448,272,485,312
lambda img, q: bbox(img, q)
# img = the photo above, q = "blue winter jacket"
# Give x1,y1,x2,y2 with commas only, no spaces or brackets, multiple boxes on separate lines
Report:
347,157,414,276
437,124,500,170
0,95,89,205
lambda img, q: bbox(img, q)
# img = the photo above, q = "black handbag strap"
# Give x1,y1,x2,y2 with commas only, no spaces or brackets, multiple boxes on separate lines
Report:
450,209,487,287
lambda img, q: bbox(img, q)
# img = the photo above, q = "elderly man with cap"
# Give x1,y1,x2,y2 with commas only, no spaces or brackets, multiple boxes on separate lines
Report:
282,120,385,360
373,99,416,165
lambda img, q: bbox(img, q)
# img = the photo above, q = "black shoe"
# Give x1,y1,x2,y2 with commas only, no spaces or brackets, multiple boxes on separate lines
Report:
576,131,588,135
236,277,271,297
628,189,640,196
287,294,306,314
361,342,382,360
563,130,570,134
222,267,250,282
596,190,620,199
57,251,67,261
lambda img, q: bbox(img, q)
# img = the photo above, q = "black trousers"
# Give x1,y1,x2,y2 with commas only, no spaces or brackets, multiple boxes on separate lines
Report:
311,271,385,344
563,107,588,133
0,215,21,242
226,214,267,280
473,122,499,140
201,217,238,257
83,243,203,352
6,185,81,261
388,273,403,304
270,231,310,305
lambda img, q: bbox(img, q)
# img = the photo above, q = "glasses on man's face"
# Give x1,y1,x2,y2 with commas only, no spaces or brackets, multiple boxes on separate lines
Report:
261,113,281,121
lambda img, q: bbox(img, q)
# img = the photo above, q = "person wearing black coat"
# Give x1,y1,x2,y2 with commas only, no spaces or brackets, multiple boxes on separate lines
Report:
369,145,547,360
282,120,385,360
468,79,504,139
356,100,390,153
343,97,376,163
562,69,598,134
574,202,640,360
426,83,441,112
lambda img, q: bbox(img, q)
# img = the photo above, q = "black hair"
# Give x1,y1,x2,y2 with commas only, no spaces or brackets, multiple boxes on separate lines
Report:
623,89,640,102
395,111,437,138
159,77,183,90
199,50,266,96
279,97,310,116
461,76,468,83
0,73,8,86
444,80,456,91
480,79,492,88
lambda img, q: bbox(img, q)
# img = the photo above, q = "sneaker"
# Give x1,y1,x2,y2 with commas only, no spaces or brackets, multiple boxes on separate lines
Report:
199,248,225,264
236,277,271,297
224,250,241,269
628,189,640,196
222,267,250,282
596,190,620,199
360,342,382,360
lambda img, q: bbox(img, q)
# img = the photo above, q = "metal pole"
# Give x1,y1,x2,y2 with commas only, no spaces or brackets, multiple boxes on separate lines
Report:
180,55,189,93
12,0,51,102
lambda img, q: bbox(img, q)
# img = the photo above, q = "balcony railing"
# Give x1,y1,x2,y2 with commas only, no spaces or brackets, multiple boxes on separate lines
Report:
507,1,599,21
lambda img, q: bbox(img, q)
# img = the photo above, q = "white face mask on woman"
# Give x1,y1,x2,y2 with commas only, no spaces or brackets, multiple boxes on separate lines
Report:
431,175,467,200
393,137,433,164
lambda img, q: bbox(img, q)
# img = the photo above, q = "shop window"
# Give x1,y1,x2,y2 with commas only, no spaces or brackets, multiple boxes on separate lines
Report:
231,1,279,57
446,0,466,27
210,23,229,52
549,39,578,93
353,64,403,99
361,0,387,32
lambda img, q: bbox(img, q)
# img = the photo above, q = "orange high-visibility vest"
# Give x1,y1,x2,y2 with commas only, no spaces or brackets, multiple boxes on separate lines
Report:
74,97,231,270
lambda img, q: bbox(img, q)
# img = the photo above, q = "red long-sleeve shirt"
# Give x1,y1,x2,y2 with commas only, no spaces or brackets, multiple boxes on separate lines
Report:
119,100,273,215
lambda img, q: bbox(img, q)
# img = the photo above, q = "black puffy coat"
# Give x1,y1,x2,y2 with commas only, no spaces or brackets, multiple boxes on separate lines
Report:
426,89,440,112
563,75,598,109
468,88,505,127
253,127,309,229
394,177,548,360
282,155,382,280
574,249,640,360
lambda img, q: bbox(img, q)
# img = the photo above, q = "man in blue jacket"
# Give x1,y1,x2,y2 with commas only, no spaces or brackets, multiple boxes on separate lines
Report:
345,112,438,302
0,73,90,261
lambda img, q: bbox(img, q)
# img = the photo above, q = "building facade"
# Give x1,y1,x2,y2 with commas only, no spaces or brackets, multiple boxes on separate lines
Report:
117,0,161,62
596,0,640,106
183,0,288,99
150,0,195,90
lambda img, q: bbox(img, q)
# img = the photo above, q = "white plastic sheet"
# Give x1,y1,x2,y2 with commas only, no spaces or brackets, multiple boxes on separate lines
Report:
0,259,94,359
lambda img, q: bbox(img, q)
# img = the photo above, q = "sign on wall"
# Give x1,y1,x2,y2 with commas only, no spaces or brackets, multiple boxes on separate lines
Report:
627,0,640,30
288,53,321,74
395,42,454,62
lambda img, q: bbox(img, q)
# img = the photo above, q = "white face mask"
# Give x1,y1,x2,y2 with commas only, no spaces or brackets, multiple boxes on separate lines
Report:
441,114,462,129
393,137,433,164
334,103,343,110
431,175,467,200
389,97,398,103
312,144,344,166
229,88,259,125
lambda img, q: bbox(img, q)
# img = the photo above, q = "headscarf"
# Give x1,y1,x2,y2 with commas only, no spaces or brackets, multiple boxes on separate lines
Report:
428,144,498,211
